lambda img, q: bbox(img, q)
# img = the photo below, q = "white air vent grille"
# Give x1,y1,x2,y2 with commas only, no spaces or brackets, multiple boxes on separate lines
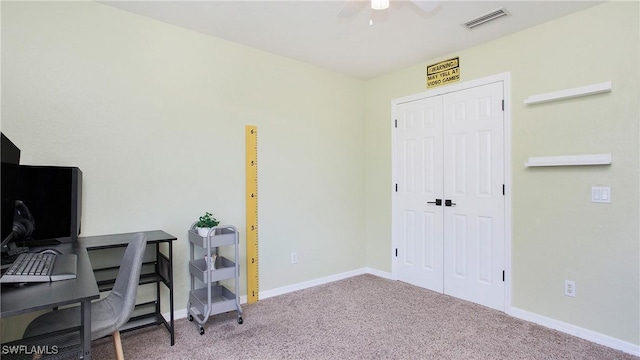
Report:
463,7,509,29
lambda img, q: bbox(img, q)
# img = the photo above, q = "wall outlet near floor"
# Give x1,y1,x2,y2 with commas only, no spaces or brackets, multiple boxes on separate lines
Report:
565,280,576,297
291,252,298,264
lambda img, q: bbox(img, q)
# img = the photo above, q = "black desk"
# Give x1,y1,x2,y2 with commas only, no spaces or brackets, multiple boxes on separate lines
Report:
80,230,176,345
1,242,99,359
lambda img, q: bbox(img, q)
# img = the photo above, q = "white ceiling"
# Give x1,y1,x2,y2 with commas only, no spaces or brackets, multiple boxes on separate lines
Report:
101,0,602,80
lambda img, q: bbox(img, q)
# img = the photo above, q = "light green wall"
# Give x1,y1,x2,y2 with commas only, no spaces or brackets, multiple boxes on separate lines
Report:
1,1,366,340
364,1,639,346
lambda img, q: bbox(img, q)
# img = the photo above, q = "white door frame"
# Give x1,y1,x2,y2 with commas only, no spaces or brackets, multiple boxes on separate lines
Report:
391,72,512,312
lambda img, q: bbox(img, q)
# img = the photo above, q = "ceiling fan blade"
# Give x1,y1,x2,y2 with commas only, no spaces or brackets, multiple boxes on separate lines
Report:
410,1,440,13
337,0,368,18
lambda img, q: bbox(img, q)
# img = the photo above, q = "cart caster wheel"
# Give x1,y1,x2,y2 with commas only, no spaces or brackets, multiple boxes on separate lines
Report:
199,327,205,335
238,316,243,324
188,315,193,322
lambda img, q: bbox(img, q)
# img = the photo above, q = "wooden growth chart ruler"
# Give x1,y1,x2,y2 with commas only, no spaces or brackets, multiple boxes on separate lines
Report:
245,125,259,304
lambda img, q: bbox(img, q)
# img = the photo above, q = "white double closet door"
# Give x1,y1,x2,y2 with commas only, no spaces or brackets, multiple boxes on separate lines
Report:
395,81,505,311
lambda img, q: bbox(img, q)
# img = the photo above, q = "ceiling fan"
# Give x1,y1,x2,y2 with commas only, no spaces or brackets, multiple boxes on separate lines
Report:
337,0,440,24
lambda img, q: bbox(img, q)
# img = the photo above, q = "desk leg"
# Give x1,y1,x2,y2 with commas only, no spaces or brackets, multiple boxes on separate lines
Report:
81,299,92,360
155,243,161,321
169,240,175,346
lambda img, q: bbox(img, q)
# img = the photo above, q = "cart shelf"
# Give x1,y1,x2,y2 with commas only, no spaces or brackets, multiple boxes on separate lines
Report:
186,225,243,335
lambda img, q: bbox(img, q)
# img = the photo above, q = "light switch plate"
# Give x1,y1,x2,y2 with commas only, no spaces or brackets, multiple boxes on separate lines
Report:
592,186,611,203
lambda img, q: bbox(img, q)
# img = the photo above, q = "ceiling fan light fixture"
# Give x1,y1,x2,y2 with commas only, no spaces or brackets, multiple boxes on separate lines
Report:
371,0,389,11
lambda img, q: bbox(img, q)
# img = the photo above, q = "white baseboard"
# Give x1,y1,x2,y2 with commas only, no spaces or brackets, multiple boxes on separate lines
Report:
166,308,189,321
509,307,640,356
361,267,393,280
165,267,388,321
259,268,371,300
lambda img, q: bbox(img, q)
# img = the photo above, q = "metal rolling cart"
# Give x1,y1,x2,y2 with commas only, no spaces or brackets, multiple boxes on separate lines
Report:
187,224,243,335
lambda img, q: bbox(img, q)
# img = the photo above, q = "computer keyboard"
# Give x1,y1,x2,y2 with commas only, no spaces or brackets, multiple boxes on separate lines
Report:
0,252,77,283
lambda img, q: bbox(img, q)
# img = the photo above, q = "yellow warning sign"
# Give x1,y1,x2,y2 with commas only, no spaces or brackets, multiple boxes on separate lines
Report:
426,57,460,88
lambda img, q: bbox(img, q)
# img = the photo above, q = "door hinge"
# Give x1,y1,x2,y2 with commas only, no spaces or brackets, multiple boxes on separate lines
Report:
395,119,397,128
395,248,398,257
501,100,504,111
503,184,505,195
502,270,505,282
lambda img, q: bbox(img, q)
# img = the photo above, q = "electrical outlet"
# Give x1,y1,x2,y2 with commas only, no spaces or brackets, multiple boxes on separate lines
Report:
564,280,576,297
290,252,297,264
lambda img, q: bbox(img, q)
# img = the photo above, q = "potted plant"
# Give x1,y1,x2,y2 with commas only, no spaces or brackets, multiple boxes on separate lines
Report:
196,212,220,237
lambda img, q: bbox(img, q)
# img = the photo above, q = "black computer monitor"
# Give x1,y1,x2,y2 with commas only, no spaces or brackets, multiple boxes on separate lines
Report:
15,165,82,244
1,133,21,249
1,133,82,251
1,133,21,165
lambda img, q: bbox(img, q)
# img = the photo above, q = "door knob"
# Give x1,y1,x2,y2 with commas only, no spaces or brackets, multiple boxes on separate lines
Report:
445,199,456,207
427,199,442,206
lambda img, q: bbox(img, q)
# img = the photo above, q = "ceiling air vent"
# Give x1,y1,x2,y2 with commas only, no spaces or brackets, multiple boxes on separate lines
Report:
463,7,509,30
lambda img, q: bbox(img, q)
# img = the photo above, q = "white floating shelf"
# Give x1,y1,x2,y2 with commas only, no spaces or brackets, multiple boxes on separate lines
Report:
525,154,612,167
524,81,612,105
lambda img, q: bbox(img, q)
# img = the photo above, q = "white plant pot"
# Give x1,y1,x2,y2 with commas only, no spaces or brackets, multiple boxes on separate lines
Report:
197,227,215,237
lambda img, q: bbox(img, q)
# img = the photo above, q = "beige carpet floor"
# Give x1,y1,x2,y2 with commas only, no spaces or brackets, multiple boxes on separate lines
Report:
92,274,638,359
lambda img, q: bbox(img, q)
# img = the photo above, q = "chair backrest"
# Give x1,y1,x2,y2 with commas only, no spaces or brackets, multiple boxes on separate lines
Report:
108,233,147,330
